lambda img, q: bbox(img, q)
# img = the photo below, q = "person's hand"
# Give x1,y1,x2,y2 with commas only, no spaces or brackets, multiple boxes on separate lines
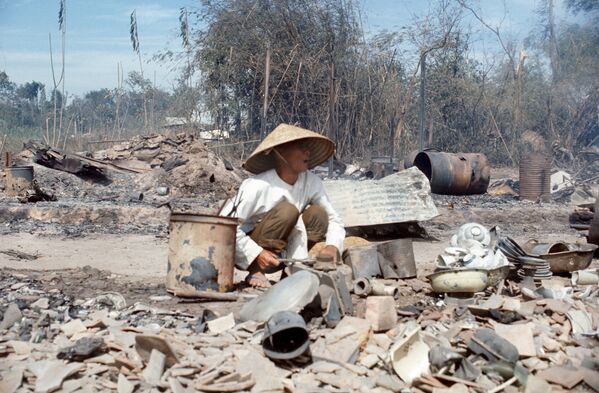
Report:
318,245,340,263
255,249,280,270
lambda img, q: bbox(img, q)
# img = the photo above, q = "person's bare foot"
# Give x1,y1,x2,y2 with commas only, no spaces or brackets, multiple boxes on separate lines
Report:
244,271,272,288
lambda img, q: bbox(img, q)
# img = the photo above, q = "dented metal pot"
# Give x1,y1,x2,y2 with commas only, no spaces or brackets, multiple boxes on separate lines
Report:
166,213,238,294
413,151,490,195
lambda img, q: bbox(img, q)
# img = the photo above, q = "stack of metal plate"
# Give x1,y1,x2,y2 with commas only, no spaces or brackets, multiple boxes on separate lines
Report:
497,237,526,273
517,255,552,280
497,236,552,280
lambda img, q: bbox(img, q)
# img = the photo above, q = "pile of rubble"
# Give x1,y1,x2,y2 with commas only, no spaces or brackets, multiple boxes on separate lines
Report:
2,227,599,393
2,133,243,205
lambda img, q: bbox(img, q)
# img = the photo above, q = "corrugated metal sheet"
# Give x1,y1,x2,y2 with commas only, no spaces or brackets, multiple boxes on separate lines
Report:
323,167,438,227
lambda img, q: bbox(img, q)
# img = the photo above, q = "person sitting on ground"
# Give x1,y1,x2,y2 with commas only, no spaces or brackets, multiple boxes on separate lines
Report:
220,123,345,288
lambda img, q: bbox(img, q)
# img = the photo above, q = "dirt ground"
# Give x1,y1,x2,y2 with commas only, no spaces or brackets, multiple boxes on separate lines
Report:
0,199,587,312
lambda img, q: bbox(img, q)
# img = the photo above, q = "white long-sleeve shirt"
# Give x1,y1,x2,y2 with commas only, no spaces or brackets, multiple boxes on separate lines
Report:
220,169,345,270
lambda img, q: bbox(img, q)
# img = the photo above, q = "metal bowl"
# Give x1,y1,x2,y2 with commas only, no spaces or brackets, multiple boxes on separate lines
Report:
427,269,489,293
539,244,598,274
487,266,510,287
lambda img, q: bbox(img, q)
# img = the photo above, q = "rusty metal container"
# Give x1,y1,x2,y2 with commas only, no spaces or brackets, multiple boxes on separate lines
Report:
378,238,417,278
413,151,490,195
519,154,550,201
5,166,34,196
343,245,382,279
166,213,238,294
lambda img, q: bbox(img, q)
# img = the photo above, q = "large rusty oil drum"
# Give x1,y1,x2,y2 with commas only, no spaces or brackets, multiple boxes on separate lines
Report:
166,213,238,294
519,154,550,201
413,151,490,195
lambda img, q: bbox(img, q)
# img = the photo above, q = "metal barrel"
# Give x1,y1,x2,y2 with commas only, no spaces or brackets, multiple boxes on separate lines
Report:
413,151,490,195
5,166,34,196
402,150,419,170
166,213,238,293
519,154,551,201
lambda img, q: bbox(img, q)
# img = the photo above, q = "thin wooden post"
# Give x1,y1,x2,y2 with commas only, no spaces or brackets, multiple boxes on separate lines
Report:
419,51,426,151
261,43,270,139
328,62,336,177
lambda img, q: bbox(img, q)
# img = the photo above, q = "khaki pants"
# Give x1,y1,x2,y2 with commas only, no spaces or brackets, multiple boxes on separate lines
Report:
249,201,328,254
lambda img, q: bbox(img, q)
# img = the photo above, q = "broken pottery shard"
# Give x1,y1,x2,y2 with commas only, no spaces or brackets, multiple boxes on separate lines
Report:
311,316,372,364
31,298,50,310
60,319,87,338
57,337,105,361
323,167,438,227
117,374,135,393
467,328,518,364
432,383,470,393
206,313,235,334
365,296,397,332
0,303,22,330
524,375,551,393
142,349,166,386
390,327,430,384
536,366,586,389
28,360,84,393
0,368,23,393
8,340,32,355
493,323,536,358
239,270,319,322
236,349,289,392
135,335,179,368
566,310,594,335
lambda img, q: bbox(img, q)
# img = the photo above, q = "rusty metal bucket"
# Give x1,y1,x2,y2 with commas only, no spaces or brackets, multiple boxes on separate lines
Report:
413,151,490,195
5,166,34,196
166,213,238,294
519,154,550,201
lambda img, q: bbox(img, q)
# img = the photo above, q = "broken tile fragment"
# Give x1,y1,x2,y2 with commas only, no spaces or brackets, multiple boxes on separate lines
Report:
28,360,85,393
60,319,87,338
142,349,166,386
117,373,135,393
493,323,536,357
0,368,23,393
0,304,22,330
536,366,586,389
206,313,235,334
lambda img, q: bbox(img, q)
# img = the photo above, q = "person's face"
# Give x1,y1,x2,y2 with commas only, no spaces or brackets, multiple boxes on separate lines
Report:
277,140,311,173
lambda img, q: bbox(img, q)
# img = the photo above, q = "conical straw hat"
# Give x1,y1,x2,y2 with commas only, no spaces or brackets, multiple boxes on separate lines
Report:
243,124,335,174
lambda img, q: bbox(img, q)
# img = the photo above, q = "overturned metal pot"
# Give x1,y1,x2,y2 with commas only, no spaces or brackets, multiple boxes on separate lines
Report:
262,311,310,361
413,151,490,195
